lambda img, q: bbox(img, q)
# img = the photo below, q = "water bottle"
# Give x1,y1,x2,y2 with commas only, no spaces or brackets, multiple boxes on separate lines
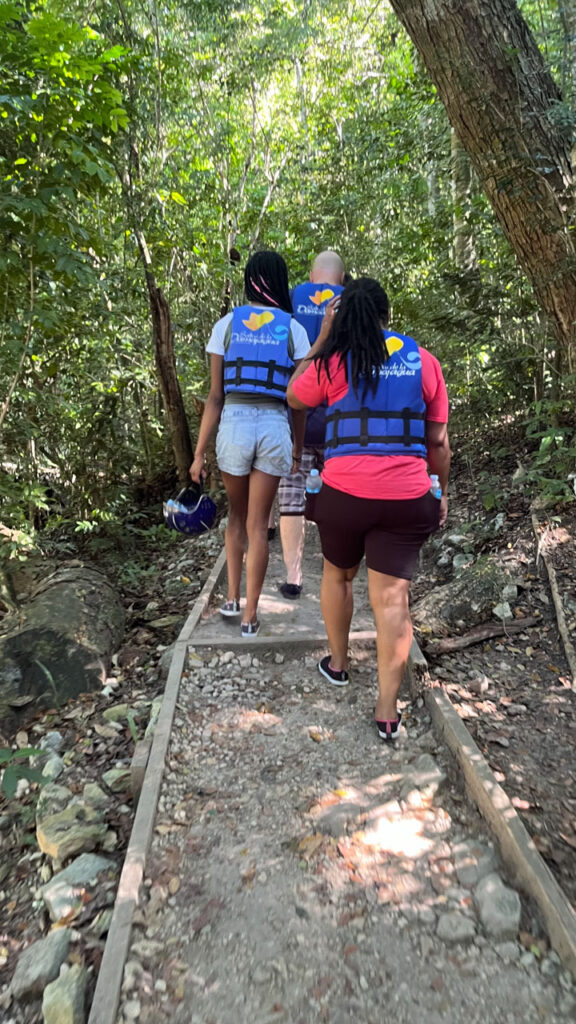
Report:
305,468,322,523
429,474,442,499
305,468,322,494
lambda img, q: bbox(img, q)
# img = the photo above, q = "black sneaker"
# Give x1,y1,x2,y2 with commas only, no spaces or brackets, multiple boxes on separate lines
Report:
279,582,302,599
318,655,349,686
376,711,402,742
220,599,240,618
241,619,260,638
267,527,276,541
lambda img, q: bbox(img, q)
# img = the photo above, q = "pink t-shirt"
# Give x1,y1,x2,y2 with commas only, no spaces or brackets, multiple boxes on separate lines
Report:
291,348,448,500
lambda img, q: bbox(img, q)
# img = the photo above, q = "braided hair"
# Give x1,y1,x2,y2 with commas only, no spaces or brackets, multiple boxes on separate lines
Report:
316,277,390,396
244,250,293,314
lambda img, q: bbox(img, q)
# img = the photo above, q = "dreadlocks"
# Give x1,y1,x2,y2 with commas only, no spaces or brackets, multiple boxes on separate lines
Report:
244,250,293,314
316,277,389,396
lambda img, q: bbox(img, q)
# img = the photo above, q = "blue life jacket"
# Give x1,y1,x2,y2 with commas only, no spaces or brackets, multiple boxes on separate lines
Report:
324,330,427,460
292,282,344,445
223,305,293,400
292,282,344,343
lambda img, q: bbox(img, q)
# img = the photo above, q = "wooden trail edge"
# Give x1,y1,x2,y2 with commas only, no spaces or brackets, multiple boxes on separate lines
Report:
531,512,576,688
426,686,576,975
87,548,227,1024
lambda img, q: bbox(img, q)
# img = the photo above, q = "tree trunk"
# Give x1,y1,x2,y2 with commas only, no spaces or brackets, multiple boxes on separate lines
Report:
389,0,576,360
451,128,477,275
144,269,193,485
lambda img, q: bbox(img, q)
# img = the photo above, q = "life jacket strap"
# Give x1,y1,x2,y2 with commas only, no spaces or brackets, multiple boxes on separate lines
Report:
325,405,426,450
224,357,291,391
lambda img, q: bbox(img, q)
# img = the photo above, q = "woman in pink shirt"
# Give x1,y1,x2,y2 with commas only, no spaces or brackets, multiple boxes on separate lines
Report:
287,277,450,741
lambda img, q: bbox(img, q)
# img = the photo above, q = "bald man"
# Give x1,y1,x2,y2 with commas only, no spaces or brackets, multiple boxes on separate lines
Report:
277,252,346,599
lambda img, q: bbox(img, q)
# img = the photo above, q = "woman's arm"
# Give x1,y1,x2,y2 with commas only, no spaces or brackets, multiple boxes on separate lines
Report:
426,420,451,527
287,296,338,391
189,354,224,482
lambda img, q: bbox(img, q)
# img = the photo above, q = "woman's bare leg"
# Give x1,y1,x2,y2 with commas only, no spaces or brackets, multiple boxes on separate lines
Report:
367,569,411,720
320,558,360,671
221,471,249,603
243,469,280,624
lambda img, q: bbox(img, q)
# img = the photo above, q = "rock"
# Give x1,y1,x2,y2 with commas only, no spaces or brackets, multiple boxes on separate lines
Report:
39,732,64,754
41,852,114,921
36,784,73,823
124,997,142,1020
158,644,176,679
436,912,476,943
445,534,470,548
37,803,108,866
453,553,473,570
102,703,129,723
42,963,86,1024
493,601,512,621
400,755,446,801
412,558,519,635
82,783,109,809
42,755,65,783
494,940,520,961
131,939,165,960
102,830,118,852
454,839,498,886
468,675,490,695
474,873,521,938
0,566,125,718
10,929,71,1001
102,767,132,793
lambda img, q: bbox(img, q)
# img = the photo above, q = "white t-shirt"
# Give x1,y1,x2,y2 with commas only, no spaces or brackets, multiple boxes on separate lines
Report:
206,309,310,359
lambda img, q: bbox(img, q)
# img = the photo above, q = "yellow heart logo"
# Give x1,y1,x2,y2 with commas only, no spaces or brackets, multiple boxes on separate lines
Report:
386,336,404,355
310,288,334,306
242,311,275,330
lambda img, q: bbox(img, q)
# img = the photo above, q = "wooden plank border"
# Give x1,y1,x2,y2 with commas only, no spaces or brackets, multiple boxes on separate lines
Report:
426,686,576,975
87,550,227,1024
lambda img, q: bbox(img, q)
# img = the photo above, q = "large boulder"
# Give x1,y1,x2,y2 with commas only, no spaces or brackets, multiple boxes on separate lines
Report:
0,564,124,726
412,557,518,637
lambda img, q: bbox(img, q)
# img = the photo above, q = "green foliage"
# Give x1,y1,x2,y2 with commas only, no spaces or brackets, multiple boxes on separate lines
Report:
0,0,573,522
0,747,45,799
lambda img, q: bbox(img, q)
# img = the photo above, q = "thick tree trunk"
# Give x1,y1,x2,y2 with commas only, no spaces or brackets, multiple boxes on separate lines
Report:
451,129,477,275
389,0,576,359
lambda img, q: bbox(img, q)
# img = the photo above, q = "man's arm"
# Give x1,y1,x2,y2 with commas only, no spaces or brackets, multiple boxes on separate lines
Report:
426,420,451,527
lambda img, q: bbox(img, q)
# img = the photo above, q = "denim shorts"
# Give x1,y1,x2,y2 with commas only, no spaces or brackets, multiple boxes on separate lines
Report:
216,404,293,477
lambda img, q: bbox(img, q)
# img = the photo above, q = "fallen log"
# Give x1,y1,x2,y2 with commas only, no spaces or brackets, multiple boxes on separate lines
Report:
422,616,540,656
0,565,124,728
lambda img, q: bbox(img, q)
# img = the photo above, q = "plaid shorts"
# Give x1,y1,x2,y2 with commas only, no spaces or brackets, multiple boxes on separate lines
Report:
278,446,324,516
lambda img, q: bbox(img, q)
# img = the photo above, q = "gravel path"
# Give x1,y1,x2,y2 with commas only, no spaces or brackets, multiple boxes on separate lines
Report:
117,643,575,1023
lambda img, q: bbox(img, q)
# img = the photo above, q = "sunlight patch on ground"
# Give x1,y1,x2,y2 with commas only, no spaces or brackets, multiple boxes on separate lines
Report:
355,813,437,859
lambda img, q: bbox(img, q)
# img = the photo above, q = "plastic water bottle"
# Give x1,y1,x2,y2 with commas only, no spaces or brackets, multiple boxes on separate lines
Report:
429,474,442,499
305,468,322,494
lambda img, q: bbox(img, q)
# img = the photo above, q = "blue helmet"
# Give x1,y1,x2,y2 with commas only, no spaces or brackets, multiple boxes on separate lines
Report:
163,484,217,535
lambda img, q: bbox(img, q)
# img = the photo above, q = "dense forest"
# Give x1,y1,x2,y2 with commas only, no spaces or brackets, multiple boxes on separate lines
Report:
1,0,576,575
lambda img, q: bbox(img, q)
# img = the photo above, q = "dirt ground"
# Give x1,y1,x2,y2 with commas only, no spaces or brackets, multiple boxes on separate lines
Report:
416,460,576,912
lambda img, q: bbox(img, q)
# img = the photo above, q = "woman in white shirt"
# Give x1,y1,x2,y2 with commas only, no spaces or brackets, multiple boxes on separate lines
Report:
190,251,309,637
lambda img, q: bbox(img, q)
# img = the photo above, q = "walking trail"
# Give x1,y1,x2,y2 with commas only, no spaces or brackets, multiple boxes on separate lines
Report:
115,526,575,1023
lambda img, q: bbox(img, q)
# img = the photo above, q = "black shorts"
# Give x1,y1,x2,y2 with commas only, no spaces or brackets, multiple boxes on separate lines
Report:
312,483,440,580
